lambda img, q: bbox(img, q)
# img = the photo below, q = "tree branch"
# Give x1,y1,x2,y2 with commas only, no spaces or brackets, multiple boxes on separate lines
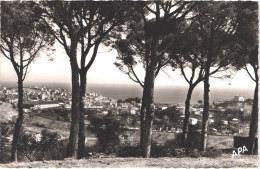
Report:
41,18,66,47
180,64,190,84
59,27,71,56
130,64,144,87
85,40,101,71
0,48,11,60
144,4,156,15
22,65,30,81
244,66,256,82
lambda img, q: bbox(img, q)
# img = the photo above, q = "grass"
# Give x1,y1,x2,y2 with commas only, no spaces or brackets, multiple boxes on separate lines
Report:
0,154,258,168
207,135,234,149
122,130,233,150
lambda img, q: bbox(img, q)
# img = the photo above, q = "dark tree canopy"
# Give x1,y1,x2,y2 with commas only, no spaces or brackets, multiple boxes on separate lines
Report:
114,2,196,87
1,2,54,80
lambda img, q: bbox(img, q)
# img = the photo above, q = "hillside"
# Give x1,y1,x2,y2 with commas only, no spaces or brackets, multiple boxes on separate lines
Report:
0,102,17,123
0,103,255,167
0,154,258,168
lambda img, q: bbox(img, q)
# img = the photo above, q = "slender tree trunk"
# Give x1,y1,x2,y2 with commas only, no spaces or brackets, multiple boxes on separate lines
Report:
11,77,23,162
0,123,2,162
42,147,45,162
78,70,86,158
182,85,195,146
200,32,213,153
142,66,155,158
67,43,81,158
248,79,258,155
140,88,146,150
201,66,210,152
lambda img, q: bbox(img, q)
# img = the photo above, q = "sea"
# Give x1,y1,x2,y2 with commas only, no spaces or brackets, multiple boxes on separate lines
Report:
0,82,254,105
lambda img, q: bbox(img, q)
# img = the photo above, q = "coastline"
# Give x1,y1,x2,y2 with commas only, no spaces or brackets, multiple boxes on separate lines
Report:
0,81,254,105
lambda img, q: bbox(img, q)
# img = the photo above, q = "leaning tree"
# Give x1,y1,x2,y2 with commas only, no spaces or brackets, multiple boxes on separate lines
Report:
0,1,54,162
40,1,134,158
113,1,196,157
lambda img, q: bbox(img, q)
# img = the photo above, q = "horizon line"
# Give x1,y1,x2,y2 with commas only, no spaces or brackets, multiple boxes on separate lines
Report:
0,80,255,89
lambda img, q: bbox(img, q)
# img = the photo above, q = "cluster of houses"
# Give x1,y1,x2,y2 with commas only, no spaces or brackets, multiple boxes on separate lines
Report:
152,95,253,136
187,95,252,135
85,95,142,115
0,86,142,116
0,86,71,111
213,96,252,118
2,86,70,101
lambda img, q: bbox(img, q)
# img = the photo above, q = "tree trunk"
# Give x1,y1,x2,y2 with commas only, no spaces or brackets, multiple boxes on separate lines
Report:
182,85,195,146
11,78,24,162
248,80,258,154
142,66,155,158
200,33,213,153
201,67,210,152
140,88,146,150
78,70,86,158
1,123,2,162
67,43,81,159
141,12,159,157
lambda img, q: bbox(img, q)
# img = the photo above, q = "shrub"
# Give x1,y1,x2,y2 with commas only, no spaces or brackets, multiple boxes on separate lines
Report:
49,139,68,160
104,142,121,155
188,148,201,158
186,130,201,149
88,115,123,155
172,148,186,157
203,148,222,158
34,122,45,128
38,129,61,160
117,146,142,157
164,133,182,148
17,131,39,161
17,129,67,161
151,139,185,158
150,134,185,158
151,142,173,157
56,109,69,121
1,123,13,136
0,123,14,163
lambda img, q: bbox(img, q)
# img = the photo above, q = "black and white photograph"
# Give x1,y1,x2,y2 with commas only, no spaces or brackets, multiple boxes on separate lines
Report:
0,1,258,168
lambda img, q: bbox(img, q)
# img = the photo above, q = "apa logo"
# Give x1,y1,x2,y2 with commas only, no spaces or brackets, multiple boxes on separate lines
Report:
232,145,248,158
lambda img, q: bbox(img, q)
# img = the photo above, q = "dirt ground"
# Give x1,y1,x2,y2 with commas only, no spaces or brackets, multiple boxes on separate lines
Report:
1,154,258,168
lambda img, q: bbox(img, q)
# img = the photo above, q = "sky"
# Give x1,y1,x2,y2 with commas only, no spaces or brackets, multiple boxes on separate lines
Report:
0,42,256,89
